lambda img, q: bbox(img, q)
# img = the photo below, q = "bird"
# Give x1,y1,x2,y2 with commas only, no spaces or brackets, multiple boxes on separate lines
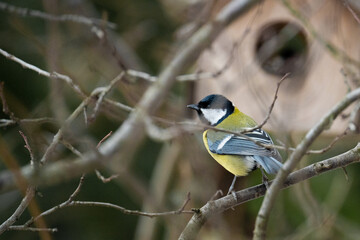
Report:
187,94,282,197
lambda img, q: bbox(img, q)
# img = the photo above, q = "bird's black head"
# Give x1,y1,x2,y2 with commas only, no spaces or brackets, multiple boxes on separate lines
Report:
187,94,234,126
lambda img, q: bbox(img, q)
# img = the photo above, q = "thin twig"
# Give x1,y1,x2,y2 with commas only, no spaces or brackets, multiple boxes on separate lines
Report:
89,72,125,122
19,131,35,165
126,40,238,83
69,174,85,201
0,117,57,128
95,170,119,183
59,139,84,158
63,200,194,217
305,129,349,154
39,85,115,164
8,226,57,233
0,187,35,234
0,48,86,98
24,182,191,229
243,73,290,133
0,2,116,29
95,131,119,183
23,175,85,228
96,131,113,149
127,40,237,84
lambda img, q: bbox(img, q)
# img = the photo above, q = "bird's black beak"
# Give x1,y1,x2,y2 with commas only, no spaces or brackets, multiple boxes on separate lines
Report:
187,104,199,111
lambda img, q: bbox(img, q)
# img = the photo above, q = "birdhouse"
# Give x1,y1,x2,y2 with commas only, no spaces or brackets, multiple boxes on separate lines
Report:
195,0,360,134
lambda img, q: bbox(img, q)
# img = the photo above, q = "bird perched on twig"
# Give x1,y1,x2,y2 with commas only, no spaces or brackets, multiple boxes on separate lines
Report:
187,94,282,198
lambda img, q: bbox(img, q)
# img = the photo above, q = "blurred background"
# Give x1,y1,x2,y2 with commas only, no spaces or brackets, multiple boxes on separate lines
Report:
0,0,360,239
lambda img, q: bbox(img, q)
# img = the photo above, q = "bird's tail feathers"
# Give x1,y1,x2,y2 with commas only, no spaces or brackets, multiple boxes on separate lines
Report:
253,156,283,175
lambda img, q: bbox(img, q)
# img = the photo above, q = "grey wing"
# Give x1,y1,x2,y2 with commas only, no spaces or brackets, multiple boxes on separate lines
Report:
208,129,283,174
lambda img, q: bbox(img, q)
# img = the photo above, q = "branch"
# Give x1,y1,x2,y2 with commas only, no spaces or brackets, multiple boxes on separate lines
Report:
0,2,116,29
19,131,35,165
14,176,191,232
241,72,289,133
0,117,57,128
7,226,57,233
0,48,86,98
40,74,122,164
253,87,360,240
126,41,238,82
88,72,125,122
179,143,360,240
0,187,35,234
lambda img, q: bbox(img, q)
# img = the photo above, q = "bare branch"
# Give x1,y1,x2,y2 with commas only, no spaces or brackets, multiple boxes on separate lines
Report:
21,177,191,232
95,170,119,183
59,139,84,159
95,131,119,183
39,83,117,164
23,175,85,228
305,129,349,154
8,226,57,233
89,72,125,122
0,48,86,98
0,187,35,234
96,131,113,149
58,200,193,218
126,40,239,82
19,131,35,165
0,2,116,29
243,73,290,133
0,117,57,128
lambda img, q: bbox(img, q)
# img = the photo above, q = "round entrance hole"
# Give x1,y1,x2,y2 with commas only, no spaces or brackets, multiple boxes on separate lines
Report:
255,21,308,76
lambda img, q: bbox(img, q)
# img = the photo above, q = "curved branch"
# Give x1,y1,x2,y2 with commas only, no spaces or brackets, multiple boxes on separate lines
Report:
179,143,360,240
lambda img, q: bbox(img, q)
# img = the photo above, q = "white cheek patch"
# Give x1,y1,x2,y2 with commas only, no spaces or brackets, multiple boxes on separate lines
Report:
201,108,227,125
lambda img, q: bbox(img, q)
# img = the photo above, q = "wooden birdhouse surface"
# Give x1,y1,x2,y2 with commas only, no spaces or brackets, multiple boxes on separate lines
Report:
196,0,360,134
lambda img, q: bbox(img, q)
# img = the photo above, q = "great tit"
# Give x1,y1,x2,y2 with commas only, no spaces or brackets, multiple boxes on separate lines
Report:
187,94,282,195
